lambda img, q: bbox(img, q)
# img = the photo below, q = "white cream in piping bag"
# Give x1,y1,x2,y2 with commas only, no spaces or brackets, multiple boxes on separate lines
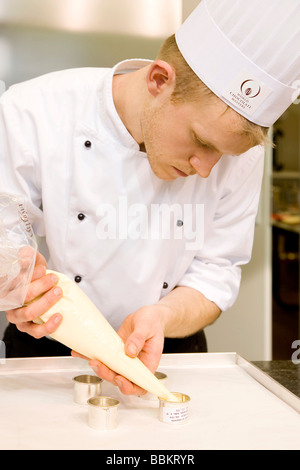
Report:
34,270,179,402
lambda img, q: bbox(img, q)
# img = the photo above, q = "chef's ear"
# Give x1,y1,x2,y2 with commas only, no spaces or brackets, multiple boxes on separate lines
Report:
146,60,176,97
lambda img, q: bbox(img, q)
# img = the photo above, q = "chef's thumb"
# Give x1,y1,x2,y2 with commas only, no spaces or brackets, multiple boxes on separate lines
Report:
125,335,144,358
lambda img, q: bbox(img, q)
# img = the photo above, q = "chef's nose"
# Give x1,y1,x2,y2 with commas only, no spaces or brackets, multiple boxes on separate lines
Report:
189,152,222,178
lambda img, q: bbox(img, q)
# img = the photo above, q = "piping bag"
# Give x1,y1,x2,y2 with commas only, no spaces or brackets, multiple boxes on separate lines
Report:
0,194,37,310
33,270,178,401
0,194,177,401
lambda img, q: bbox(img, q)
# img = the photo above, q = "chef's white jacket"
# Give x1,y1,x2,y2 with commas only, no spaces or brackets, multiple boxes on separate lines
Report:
0,60,264,331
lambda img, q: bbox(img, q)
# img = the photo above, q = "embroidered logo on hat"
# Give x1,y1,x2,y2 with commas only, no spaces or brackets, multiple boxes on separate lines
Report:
222,70,273,117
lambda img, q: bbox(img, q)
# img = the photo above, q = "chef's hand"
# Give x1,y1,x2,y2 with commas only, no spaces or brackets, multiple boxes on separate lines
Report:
5,251,63,338
73,305,165,396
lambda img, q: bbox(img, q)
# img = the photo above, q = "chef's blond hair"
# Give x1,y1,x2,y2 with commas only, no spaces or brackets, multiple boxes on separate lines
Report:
157,34,270,147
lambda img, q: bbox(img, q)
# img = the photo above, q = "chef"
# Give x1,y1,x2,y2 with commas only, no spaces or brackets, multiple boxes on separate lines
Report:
0,0,299,396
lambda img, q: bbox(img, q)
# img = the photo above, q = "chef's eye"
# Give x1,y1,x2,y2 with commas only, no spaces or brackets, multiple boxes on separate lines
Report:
194,135,212,151
198,141,211,150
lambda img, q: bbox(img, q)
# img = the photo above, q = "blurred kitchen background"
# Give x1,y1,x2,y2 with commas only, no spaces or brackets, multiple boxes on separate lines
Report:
0,0,299,361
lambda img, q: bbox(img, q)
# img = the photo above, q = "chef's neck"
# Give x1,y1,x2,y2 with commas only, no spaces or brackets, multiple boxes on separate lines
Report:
112,66,148,148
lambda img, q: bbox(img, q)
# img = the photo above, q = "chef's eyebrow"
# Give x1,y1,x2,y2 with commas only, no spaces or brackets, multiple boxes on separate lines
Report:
193,132,221,153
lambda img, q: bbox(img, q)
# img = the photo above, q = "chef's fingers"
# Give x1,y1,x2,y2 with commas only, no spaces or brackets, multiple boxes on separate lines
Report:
1,249,46,291
71,351,89,360
88,359,145,395
117,318,147,359
89,359,118,384
17,248,47,276
6,284,62,324
114,375,146,396
16,312,62,339
31,263,47,281
18,247,47,269
0,252,47,297
125,338,140,358
12,250,47,290
17,246,36,272
124,326,163,373
24,272,59,304
34,250,48,267
31,251,48,281
76,355,127,389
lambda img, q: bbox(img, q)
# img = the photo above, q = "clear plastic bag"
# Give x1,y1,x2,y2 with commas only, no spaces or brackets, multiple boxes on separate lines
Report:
0,193,37,310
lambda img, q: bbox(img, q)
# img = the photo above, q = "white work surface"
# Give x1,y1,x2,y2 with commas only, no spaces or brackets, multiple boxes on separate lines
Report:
0,353,299,450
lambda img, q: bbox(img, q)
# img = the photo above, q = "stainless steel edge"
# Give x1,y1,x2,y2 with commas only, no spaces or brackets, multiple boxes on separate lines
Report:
236,354,300,414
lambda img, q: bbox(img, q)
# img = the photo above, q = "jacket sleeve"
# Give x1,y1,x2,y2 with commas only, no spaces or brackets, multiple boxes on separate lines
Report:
177,145,265,312
0,85,45,236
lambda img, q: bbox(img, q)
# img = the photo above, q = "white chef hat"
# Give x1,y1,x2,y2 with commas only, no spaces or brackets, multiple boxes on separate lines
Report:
175,0,300,127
